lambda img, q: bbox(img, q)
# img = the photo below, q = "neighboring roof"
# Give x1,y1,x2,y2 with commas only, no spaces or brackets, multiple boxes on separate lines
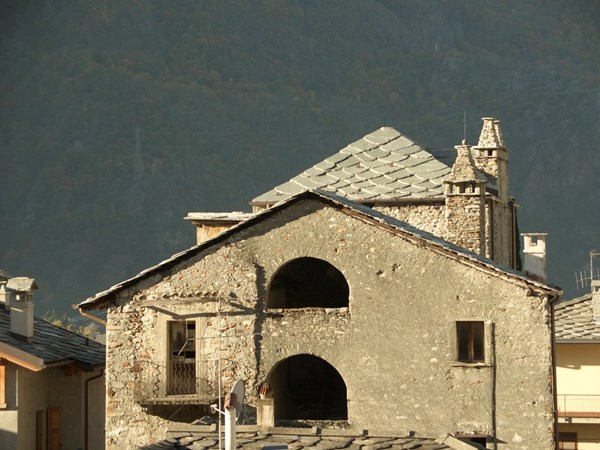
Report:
0,308,105,371
251,127,452,205
554,294,600,342
139,429,457,450
78,190,561,312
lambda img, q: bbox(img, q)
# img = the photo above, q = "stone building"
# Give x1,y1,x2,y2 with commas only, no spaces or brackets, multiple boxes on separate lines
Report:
79,118,560,449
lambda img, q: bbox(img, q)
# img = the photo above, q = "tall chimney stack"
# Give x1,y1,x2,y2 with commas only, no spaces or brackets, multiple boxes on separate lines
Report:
6,277,38,342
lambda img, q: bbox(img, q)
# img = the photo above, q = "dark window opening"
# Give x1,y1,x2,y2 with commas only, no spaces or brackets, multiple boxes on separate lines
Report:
559,432,577,450
459,436,488,449
457,321,485,363
168,321,196,395
267,354,347,421
267,257,349,309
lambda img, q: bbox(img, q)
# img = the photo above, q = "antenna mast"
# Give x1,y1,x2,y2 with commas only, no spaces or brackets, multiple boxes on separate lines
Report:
575,249,600,290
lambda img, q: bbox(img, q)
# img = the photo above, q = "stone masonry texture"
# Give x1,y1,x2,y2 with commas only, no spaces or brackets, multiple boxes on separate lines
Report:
104,199,555,449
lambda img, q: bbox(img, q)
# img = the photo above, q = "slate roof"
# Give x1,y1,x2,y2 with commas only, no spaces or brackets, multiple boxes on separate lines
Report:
251,127,452,205
0,307,105,370
78,190,560,312
139,429,455,450
554,295,600,342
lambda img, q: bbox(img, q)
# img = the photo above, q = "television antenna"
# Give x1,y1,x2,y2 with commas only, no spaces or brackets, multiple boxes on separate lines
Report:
575,250,600,290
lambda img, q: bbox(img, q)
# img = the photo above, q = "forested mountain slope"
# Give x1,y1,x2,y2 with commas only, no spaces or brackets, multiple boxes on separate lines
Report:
1,0,599,313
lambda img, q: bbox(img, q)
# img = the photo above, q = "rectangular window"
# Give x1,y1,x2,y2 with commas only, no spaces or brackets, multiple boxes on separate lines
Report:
169,320,196,362
457,321,485,363
167,320,196,395
559,432,577,450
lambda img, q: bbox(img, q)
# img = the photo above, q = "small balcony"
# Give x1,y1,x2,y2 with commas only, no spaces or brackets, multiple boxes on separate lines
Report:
134,360,218,406
557,394,600,421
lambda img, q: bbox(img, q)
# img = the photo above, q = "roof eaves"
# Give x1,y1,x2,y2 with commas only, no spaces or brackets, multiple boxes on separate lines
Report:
555,338,600,344
0,342,46,371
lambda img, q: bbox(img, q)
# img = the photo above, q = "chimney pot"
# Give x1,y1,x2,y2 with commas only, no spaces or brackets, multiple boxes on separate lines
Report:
6,277,37,341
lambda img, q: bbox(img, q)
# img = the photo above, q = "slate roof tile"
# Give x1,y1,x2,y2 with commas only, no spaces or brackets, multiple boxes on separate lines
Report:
252,127,451,205
140,431,452,450
347,137,376,152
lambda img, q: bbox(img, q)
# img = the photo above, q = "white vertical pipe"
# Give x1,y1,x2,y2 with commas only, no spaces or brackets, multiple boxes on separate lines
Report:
225,406,236,450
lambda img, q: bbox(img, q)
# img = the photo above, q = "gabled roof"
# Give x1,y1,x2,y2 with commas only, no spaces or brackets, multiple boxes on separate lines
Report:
554,294,600,342
0,308,105,371
79,190,560,312
251,127,452,205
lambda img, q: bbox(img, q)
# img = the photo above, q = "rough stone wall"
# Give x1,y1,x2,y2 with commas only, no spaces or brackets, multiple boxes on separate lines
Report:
444,195,485,255
105,200,554,449
373,204,446,238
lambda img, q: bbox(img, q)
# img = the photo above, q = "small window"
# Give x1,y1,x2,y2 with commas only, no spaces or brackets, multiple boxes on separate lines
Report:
457,321,485,363
169,321,196,362
559,432,577,450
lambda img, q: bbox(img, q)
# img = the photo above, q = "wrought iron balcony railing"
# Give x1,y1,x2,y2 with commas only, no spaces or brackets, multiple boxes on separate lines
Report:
134,360,218,405
557,394,600,418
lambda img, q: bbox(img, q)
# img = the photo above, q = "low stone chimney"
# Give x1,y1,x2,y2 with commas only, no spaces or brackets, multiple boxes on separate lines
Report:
592,280,600,324
184,212,254,244
522,233,547,283
6,277,38,342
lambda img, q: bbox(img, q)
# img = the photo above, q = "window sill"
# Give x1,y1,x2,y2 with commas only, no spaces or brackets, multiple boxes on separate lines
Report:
450,362,492,368
0,403,7,409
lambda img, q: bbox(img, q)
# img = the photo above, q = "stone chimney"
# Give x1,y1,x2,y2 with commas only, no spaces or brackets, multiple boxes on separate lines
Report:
522,233,547,283
592,280,600,324
472,117,509,202
444,143,487,255
184,212,254,244
6,277,38,342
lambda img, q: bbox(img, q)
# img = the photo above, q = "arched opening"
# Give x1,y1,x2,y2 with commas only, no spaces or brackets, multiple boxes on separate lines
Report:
267,354,348,421
267,257,349,308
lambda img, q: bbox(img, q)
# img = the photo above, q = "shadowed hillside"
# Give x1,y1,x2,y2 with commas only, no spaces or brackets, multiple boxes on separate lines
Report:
1,0,599,312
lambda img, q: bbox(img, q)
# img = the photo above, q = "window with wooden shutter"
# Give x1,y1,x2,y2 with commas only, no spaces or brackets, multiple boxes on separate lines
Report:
0,360,6,408
47,407,62,450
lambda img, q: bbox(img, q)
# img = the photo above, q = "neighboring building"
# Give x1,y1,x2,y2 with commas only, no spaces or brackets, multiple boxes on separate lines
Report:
0,274,105,450
78,118,561,449
554,281,600,449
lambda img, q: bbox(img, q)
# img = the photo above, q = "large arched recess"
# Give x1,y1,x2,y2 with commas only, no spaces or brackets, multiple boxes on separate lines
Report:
267,354,348,421
267,257,349,309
